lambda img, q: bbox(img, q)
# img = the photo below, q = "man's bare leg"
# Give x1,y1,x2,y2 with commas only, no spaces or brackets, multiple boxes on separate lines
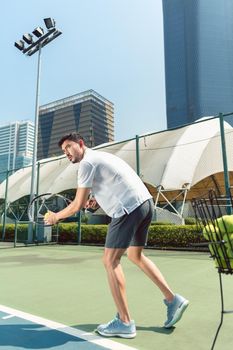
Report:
127,246,174,301
103,247,131,323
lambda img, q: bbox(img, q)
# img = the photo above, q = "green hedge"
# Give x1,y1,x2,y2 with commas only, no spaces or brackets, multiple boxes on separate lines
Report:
58,224,108,243
58,223,205,248
147,225,204,248
0,224,28,241
0,223,205,248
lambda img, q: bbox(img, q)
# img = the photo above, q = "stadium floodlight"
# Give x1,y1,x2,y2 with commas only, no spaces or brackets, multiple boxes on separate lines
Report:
14,40,24,51
12,18,62,243
22,33,34,45
44,17,56,29
32,26,44,38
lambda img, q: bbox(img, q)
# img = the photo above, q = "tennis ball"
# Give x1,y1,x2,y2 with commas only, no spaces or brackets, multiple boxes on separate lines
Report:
208,234,233,270
209,243,230,269
223,233,233,249
216,245,226,259
208,244,215,257
208,244,223,260
215,259,228,269
203,224,219,241
216,257,233,270
223,233,233,258
213,245,233,270
226,240,233,257
223,233,233,242
227,247,233,258
44,212,50,220
216,215,233,235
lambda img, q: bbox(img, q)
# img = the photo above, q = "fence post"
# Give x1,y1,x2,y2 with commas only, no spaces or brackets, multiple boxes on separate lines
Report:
2,170,9,240
135,135,140,176
219,113,232,214
77,211,82,244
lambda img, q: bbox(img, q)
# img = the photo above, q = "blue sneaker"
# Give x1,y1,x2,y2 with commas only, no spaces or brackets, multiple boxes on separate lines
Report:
96,315,136,338
164,294,189,328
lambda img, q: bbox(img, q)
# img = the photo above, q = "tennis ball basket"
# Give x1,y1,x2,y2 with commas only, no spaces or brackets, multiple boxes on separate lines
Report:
192,190,233,350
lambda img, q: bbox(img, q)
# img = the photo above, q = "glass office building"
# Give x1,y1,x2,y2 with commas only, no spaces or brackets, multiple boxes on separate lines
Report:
162,0,233,128
37,89,114,160
0,121,34,182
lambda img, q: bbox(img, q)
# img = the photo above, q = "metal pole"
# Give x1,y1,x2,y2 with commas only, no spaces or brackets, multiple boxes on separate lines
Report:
29,44,42,217
219,113,232,213
135,135,140,176
2,123,13,241
2,170,9,240
36,161,40,196
28,44,42,243
211,272,224,350
35,161,41,241
77,211,82,244
14,220,18,248
7,123,12,171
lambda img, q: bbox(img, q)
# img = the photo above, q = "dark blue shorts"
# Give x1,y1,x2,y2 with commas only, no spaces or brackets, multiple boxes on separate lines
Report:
105,199,154,249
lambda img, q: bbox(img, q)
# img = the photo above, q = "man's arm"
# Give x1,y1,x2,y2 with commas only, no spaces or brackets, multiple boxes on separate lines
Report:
44,187,91,225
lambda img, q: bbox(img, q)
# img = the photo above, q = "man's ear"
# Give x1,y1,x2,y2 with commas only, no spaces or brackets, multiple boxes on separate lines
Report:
79,139,84,147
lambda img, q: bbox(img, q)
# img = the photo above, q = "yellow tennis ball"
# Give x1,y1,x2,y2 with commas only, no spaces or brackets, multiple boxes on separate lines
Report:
44,212,50,220
216,215,233,234
203,224,219,241
227,247,233,258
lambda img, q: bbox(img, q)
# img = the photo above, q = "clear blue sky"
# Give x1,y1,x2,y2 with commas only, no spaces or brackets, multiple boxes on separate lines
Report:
1,0,166,142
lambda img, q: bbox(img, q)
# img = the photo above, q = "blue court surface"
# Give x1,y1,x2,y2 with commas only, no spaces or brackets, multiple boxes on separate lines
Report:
0,305,137,350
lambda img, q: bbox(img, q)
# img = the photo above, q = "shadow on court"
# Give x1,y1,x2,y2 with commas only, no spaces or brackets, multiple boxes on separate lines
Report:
76,323,174,335
135,325,175,335
0,323,84,349
73,323,98,332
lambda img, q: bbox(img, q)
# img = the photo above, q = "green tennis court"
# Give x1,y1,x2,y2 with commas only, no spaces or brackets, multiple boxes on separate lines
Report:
0,245,232,350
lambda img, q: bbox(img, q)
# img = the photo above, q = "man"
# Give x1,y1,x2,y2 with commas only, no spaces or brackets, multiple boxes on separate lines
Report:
45,132,189,338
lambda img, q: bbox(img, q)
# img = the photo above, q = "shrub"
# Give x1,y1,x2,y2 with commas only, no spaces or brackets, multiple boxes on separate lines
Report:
57,224,107,243
150,221,173,225
0,224,28,241
0,222,205,249
147,224,204,248
184,217,197,225
57,223,204,248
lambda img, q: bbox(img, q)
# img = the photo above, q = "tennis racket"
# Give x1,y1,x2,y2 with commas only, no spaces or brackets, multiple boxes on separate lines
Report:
28,193,72,226
85,195,100,213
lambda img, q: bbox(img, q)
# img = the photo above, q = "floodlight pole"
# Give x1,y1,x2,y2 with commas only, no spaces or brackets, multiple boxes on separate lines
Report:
13,19,62,243
29,43,42,219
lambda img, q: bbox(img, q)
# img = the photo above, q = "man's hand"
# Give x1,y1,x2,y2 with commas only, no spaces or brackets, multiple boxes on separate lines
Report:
44,211,59,225
85,197,100,212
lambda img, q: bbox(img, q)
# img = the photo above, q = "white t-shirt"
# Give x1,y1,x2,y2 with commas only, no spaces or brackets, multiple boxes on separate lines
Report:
78,148,152,218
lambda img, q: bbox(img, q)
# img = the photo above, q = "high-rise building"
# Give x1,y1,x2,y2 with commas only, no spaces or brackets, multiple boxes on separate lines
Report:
162,0,233,128
0,121,34,182
37,89,114,160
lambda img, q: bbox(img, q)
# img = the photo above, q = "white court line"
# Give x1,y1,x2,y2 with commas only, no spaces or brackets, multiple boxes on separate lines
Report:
2,314,15,320
0,305,138,350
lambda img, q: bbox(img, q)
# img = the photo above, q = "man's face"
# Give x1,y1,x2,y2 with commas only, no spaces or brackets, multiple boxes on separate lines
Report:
61,140,85,163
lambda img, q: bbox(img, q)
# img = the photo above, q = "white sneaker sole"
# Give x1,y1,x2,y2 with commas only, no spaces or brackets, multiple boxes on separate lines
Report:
164,300,189,328
97,329,136,339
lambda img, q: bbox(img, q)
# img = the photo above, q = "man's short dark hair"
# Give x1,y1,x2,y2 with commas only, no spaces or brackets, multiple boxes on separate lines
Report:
58,132,85,148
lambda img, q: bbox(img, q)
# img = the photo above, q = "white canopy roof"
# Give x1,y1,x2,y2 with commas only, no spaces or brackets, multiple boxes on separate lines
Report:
1,117,233,203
